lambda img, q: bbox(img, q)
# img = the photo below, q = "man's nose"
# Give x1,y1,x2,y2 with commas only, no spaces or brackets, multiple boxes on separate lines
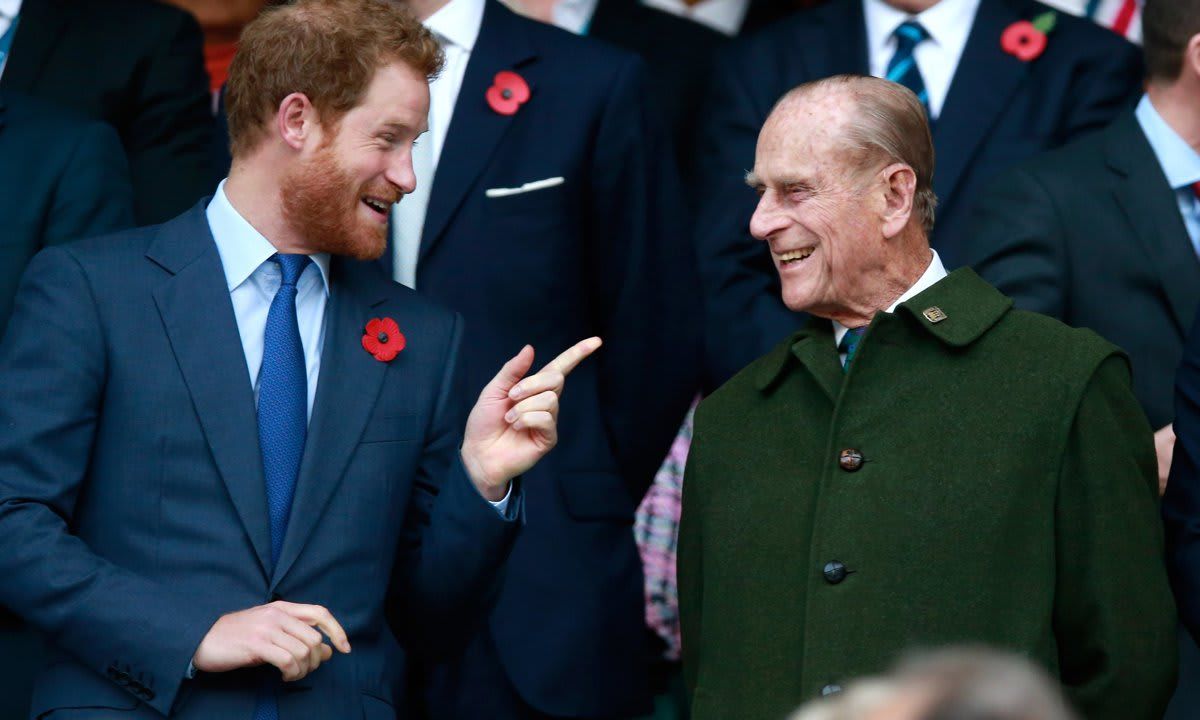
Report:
388,146,417,196
749,192,787,242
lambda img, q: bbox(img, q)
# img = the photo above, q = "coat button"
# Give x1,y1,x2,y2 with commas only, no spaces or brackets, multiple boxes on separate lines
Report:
823,561,848,584
838,448,863,472
821,683,843,696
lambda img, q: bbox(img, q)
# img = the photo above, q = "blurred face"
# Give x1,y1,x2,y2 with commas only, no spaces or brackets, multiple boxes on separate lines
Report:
281,61,429,260
747,96,887,320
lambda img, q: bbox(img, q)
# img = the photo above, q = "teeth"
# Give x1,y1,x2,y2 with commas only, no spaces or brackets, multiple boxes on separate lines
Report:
779,248,814,262
363,198,389,212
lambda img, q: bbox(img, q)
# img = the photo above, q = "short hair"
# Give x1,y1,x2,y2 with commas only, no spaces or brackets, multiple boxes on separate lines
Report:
1143,0,1200,82
777,75,938,233
226,0,444,159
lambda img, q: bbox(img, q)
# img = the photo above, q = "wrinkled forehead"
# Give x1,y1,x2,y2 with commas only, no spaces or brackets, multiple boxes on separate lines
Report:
755,90,858,178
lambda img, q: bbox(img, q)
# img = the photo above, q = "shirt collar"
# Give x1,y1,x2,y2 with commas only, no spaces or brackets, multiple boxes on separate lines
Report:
1136,94,1200,190
425,0,485,52
0,0,22,20
833,249,947,347
864,0,979,56
205,180,331,295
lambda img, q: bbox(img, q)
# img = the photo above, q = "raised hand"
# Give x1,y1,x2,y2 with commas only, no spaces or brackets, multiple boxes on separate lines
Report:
461,337,602,500
192,601,351,681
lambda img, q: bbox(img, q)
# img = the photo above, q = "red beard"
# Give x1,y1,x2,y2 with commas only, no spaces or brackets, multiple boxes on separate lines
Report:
279,142,398,261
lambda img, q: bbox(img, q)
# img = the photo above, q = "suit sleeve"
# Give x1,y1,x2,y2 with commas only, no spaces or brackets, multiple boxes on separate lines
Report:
125,9,215,225
1164,313,1200,644
386,312,521,658
585,54,701,489
1054,354,1177,719
43,120,136,244
962,166,1069,319
693,48,805,389
0,248,219,715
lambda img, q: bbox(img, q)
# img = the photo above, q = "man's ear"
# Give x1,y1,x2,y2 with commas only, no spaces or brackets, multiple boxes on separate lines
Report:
879,162,916,240
276,92,318,151
1186,33,1200,81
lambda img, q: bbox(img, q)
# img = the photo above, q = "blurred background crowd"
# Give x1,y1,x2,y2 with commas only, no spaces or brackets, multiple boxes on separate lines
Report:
0,0,1196,718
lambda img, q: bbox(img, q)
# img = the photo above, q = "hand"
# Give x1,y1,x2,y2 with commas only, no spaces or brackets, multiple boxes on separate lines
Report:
192,601,351,682
461,337,603,500
1155,423,1175,496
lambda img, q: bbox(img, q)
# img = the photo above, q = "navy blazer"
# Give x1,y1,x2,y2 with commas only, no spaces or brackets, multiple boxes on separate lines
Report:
0,205,520,718
0,92,134,338
696,0,1143,388
1166,312,1200,646
394,2,700,716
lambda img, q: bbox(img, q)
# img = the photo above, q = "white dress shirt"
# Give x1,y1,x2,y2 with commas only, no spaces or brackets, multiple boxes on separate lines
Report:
1135,95,1200,254
864,0,981,120
640,0,750,36
552,0,600,34
833,249,948,357
0,0,24,79
424,0,487,168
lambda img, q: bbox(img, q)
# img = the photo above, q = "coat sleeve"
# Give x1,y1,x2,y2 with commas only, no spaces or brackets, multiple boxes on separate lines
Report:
585,54,701,490
125,8,215,225
1054,353,1177,719
693,48,805,389
0,247,219,716
962,165,1069,319
43,120,136,245
386,312,522,659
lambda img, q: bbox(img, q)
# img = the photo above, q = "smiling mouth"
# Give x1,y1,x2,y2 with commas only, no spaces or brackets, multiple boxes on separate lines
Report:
778,247,815,265
361,196,391,219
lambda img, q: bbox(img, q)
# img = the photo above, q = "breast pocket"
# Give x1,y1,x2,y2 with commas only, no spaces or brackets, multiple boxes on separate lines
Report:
485,181,567,217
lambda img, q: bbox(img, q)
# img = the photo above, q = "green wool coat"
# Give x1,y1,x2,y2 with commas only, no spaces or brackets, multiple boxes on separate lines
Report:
679,269,1178,720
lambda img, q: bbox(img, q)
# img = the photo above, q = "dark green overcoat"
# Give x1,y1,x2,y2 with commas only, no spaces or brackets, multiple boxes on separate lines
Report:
679,269,1178,720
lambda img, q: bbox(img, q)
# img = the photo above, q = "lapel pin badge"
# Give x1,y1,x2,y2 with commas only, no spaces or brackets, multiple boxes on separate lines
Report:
923,306,948,324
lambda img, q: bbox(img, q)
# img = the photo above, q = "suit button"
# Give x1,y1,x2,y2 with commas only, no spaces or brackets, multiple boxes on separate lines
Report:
838,449,863,472
821,683,843,696
823,561,848,584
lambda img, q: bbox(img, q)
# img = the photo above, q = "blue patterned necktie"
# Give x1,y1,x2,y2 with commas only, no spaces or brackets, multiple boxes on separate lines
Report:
886,20,931,117
839,327,867,372
253,253,310,720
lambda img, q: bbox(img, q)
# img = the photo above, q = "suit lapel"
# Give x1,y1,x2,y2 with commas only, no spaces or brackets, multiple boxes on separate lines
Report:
269,258,391,589
932,0,1028,210
1107,113,1200,336
790,326,843,405
0,0,69,94
149,206,273,579
417,0,536,266
799,0,867,80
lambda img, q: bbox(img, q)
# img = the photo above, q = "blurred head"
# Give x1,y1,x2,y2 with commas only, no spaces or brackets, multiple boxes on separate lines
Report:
791,647,1076,720
224,0,443,259
746,75,936,325
1143,0,1200,87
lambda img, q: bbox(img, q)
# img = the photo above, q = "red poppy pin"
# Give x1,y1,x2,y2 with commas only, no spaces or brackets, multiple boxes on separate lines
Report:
1001,11,1057,62
486,71,530,116
362,317,405,362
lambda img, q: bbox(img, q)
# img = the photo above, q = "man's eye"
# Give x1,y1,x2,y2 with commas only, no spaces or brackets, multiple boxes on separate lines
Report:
380,134,396,144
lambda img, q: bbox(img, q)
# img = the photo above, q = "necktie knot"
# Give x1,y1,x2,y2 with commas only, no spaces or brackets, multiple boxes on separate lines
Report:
272,253,310,287
894,20,929,51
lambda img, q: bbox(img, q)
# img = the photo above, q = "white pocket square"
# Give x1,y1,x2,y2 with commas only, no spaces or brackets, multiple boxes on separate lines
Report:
485,176,565,198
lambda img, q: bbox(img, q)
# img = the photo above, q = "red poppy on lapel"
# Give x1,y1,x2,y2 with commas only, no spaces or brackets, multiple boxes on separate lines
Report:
362,317,405,362
486,71,530,116
1001,11,1056,62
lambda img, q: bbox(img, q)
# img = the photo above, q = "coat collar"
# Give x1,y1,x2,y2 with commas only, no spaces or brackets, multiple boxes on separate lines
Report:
755,268,1012,392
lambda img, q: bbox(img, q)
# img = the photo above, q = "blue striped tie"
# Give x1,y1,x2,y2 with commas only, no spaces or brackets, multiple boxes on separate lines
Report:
839,327,867,372
886,20,931,117
253,253,310,720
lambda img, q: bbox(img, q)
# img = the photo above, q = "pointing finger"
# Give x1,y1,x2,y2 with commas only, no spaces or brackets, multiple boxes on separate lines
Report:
545,337,602,378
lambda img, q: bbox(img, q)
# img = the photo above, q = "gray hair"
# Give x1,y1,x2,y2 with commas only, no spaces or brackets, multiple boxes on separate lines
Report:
775,75,938,233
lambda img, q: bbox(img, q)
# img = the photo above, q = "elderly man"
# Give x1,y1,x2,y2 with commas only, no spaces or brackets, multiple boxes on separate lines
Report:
677,75,1178,720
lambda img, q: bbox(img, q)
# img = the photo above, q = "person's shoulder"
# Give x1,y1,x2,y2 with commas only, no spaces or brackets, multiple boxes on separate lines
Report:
2,92,112,139
60,0,197,28
992,305,1126,379
696,330,806,427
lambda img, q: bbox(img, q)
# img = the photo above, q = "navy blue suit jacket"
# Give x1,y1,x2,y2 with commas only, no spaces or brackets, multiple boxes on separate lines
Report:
696,0,1143,387
391,2,700,716
0,204,520,718
0,92,134,338
1165,313,1200,646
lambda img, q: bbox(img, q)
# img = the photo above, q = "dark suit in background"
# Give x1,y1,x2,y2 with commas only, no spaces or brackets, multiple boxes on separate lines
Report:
1,0,214,225
696,0,1142,389
0,204,520,718
403,3,699,717
0,90,134,720
588,0,728,182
